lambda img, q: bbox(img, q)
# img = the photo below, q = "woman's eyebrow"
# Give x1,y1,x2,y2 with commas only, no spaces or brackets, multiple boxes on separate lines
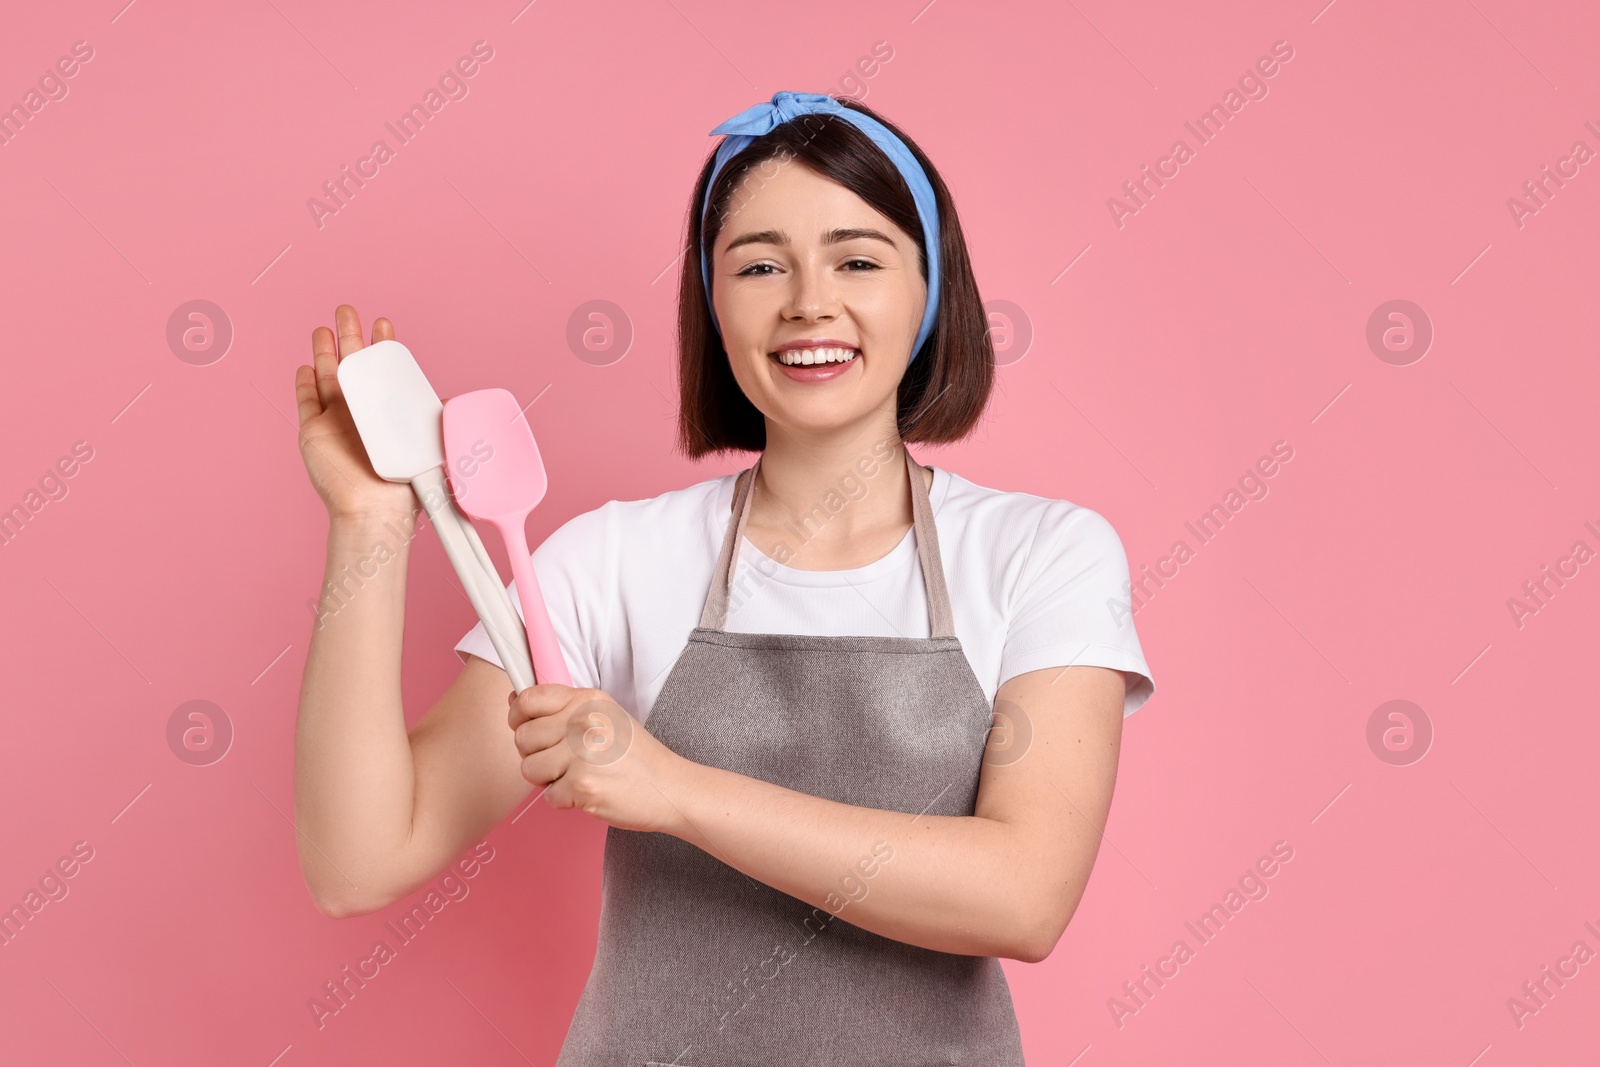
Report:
722,227,897,253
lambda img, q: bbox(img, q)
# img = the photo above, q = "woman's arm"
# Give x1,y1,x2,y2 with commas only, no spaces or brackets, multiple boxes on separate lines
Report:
294,508,419,914
293,307,533,917
519,662,1126,961
659,664,1126,962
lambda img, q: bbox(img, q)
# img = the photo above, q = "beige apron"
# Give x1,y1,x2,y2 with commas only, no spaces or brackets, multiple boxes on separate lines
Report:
555,447,1025,1065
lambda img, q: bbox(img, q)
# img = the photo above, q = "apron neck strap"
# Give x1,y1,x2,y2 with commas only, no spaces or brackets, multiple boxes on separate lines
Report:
698,445,956,638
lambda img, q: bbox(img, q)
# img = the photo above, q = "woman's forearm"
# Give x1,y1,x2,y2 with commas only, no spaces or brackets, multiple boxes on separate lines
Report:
664,759,1053,961
293,508,418,914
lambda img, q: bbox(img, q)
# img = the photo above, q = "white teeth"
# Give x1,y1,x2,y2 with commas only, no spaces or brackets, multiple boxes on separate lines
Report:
774,346,859,366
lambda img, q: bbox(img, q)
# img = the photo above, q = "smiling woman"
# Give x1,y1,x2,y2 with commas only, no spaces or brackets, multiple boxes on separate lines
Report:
291,89,1154,1067
469,92,1153,1064
678,94,993,454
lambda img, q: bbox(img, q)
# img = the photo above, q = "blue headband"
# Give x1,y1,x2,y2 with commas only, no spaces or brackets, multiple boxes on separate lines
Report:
698,90,941,365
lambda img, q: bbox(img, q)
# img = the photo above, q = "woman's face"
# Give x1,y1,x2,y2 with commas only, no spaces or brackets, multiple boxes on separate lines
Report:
707,160,927,439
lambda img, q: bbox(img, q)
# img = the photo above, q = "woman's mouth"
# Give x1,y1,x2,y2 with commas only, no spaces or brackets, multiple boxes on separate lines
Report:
768,346,860,382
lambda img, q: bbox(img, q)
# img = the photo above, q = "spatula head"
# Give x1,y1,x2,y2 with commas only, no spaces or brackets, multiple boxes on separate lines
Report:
335,340,445,482
441,388,549,522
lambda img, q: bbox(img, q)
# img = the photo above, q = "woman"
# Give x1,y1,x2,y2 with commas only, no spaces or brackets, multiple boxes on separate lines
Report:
294,91,1155,1063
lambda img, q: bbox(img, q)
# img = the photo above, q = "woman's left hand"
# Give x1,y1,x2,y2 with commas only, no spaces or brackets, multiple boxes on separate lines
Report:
509,684,692,834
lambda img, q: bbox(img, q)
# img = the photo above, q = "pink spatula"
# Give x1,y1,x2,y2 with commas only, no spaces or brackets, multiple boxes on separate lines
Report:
441,389,572,688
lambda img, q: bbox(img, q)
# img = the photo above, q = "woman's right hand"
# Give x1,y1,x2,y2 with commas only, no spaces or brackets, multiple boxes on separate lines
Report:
295,305,418,522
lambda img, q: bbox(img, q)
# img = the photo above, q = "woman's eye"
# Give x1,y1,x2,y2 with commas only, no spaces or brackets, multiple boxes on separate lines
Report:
735,259,879,276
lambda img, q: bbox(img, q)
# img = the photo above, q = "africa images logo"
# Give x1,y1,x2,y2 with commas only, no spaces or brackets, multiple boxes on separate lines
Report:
1106,40,1296,229
306,41,495,229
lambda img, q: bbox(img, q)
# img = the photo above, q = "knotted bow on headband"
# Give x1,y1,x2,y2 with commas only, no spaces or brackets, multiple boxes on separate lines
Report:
698,90,942,365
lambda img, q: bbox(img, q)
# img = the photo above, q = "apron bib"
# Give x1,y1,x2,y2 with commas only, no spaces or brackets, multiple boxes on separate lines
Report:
555,447,1025,1066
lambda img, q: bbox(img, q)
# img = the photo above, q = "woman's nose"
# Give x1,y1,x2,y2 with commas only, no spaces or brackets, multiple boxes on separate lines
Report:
782,261,841,322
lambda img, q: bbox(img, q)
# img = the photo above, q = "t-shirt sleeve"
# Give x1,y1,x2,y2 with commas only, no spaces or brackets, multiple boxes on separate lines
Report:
998,503,1155,717
452,504,609,692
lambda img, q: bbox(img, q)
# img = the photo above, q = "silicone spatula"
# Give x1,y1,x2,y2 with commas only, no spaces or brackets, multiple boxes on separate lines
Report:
335,340,535,692
441,388,573,687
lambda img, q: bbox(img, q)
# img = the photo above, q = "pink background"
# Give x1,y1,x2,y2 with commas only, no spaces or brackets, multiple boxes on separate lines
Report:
2,0,1597,1062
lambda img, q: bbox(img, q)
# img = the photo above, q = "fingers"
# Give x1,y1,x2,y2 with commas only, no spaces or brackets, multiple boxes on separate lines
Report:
514,714,566,765
310,324,340,411
294,364,321,427
335,304,365,358
520,739,570,790
507,683,582,729
310,306,388,413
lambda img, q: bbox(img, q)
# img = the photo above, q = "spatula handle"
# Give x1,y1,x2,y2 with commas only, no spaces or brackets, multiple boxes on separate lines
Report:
410,468,535,691
502,528,573,688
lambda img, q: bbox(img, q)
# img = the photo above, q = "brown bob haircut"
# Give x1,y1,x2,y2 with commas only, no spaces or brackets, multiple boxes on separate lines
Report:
676,96,994,458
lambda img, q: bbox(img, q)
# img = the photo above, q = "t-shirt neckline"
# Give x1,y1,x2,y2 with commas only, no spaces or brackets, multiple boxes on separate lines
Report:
717,464,950,588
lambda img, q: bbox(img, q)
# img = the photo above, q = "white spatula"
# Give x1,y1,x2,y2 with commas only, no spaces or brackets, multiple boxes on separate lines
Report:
336,340,535,691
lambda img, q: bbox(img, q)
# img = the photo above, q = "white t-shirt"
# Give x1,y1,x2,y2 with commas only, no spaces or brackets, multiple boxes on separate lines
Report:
454,464,1155,722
